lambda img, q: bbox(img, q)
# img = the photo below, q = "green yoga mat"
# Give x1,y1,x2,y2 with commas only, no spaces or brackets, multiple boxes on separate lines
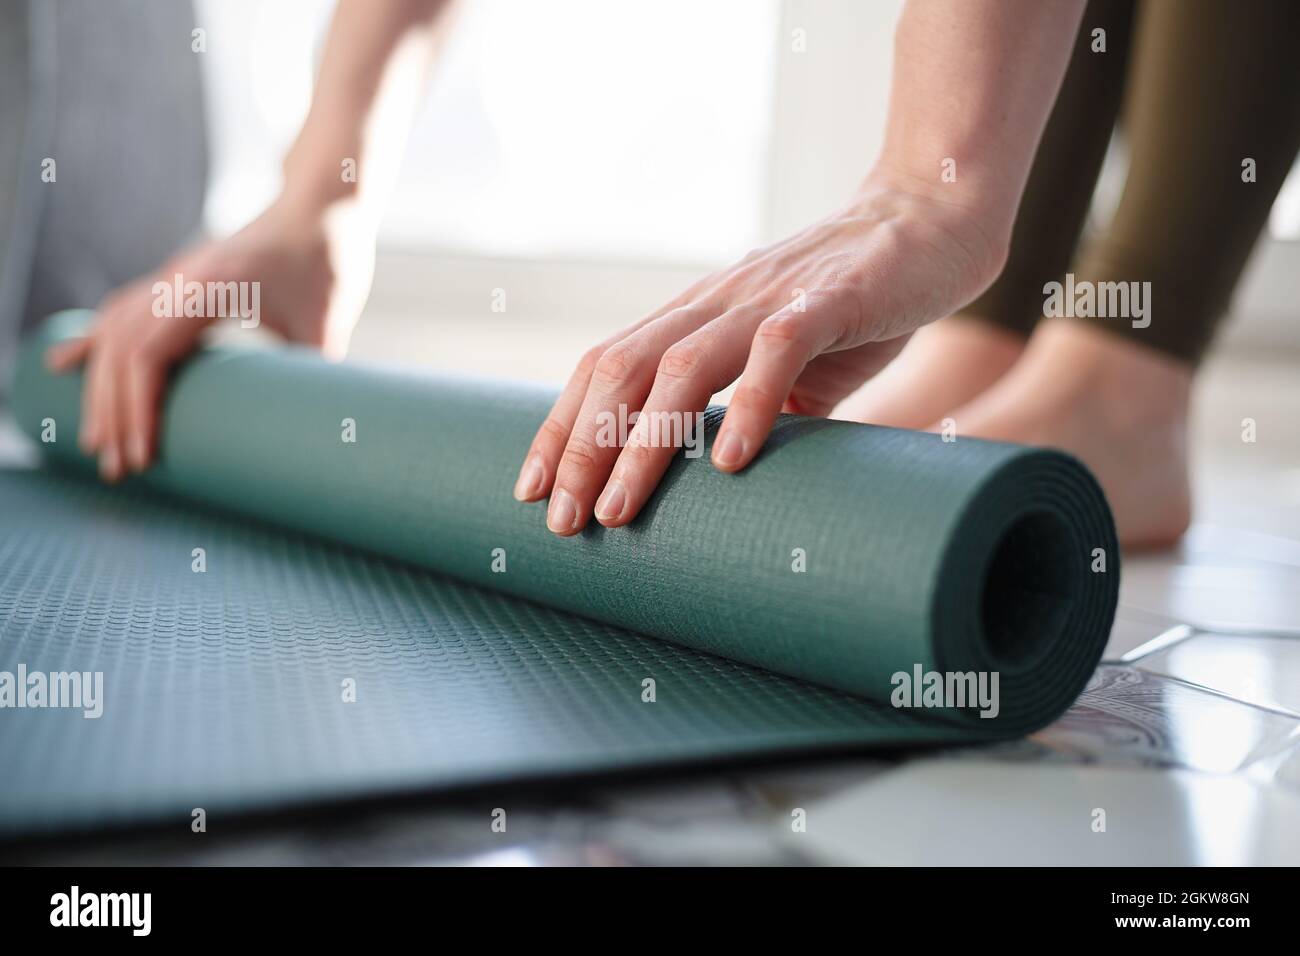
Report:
0,310,1118,835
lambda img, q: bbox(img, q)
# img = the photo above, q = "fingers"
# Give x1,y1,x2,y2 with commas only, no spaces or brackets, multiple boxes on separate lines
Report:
521,294,829,536
77,335,104,456
513,342,608,505
792,335,912,419
44,337,92,372
84,345,126,482
75,298,128,466
515,222,896,534
512,281,727,509
121,319,206,472
514,190,1001,534
75,299,132,481
594,307,765,528
544,305,716,535
514,332,661,506
513,300,709,493
68,297,206,480
713,303,827,474
122,349,165,472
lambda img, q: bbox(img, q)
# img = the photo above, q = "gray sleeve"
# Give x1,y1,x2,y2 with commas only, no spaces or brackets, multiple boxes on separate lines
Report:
0,0,209,383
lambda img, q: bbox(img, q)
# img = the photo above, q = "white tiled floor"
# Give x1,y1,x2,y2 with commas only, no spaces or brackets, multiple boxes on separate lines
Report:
792,761,1300,866
1138,633,1300,716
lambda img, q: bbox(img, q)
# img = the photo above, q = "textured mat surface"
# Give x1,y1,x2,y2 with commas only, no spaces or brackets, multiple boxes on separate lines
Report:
0,311,1119,835
0,469,953,834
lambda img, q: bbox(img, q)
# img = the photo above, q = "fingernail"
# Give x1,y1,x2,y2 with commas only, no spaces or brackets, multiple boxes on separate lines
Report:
595,479,626,523
100,446,121,482
713,431,746,469
513,454,544,501
546,489,579,534
129,434,148,471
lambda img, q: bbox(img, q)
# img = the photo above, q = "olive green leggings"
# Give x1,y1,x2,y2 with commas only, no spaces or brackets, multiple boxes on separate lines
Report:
965,0,1300,365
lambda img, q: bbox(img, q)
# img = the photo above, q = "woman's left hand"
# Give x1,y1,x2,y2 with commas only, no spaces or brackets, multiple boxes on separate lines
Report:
513,175,1008,535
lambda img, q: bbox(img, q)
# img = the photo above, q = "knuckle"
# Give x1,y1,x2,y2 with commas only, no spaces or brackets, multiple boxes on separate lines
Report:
813,284,868,343
559,438,602,474
592,342,642,388
755,313,805,346
657,340,708,380
575,345,605,378
615,439,659,473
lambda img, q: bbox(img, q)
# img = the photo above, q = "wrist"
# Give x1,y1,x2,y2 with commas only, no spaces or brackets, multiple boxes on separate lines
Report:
269,172,377,245
276,167,358,221
847,169,1010,286
861,159,1014,226
278,122,373,221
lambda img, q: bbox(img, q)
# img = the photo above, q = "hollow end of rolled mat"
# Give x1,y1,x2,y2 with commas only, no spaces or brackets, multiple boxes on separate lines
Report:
928,449,1119,733
981,510,1079,668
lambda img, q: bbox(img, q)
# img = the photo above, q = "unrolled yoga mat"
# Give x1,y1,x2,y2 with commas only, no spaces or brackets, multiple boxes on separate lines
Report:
0,310,1118,835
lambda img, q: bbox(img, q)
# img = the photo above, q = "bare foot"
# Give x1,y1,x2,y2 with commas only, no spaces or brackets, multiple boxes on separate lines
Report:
833,315,1026,429
940,318,1193,549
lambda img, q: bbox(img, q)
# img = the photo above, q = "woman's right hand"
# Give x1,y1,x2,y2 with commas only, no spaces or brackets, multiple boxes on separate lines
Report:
45,193,377,481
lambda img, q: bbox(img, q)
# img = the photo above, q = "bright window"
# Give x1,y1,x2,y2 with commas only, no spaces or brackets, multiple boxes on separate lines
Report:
199,0,780,264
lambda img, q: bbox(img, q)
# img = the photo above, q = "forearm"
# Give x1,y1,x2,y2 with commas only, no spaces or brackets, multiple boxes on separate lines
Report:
281,0,456,219
871,0,1085,254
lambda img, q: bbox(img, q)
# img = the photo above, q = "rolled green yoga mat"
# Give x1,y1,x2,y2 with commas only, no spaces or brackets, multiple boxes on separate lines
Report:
0,310,1117,835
